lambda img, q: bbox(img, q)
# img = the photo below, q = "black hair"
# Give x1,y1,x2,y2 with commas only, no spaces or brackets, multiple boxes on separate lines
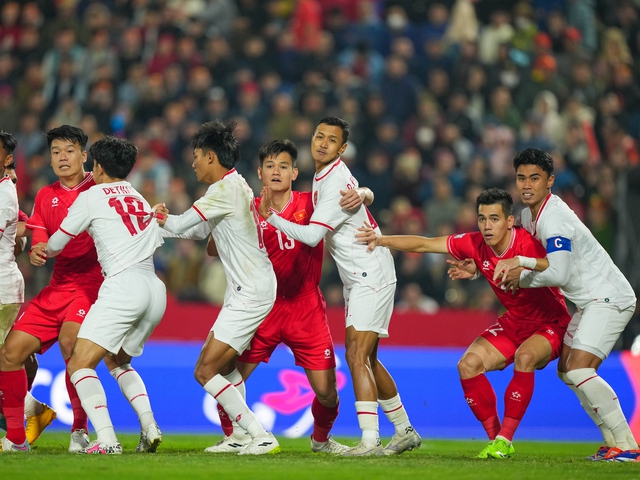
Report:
476,187,513,218
191,120,239,169
315,116,350,144
258,139,298,167
0,130,16,154
46,125,88,150
513,148,554,175
89,136,138,179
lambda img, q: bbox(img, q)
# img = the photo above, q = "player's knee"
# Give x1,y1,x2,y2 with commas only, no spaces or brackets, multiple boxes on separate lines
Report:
557,369,572,386
315,387,338,406
194,364,215,386
513,349,537,371
0,343,24,369
457,352,483,378
58,335,76,359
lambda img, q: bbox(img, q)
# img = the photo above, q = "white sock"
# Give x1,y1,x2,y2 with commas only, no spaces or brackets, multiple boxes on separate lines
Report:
23,391,44,417
566,368,638,450
558,370,615,447
355,401,379,446
203,374,266,439
223,369,247,437
71,368,118,444
378,394,412,436
110,363,155,431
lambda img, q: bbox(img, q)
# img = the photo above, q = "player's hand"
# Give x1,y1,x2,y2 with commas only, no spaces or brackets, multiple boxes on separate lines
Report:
500,276,520,294
493,258,522,283
339,188,364,212
259,186,273,219
29,242,48,266
152,203,168,226
356,221,379,251
446,258,476,280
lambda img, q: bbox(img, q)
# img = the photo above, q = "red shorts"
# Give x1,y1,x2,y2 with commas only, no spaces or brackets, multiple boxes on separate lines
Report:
12,283,100,354
238,287,336,370
479,313,565,369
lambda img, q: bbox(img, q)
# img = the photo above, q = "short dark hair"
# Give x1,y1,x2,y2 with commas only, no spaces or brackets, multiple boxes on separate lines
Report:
191,120,239,169
258,139,298,167
513,148,554,175
315,116,350,144
46,125,88,150
89,136,138,179
0,130,16,154
476,187,513,218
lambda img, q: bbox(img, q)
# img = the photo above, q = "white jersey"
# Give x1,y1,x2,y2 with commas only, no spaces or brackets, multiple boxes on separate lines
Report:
48,181,163,277
311,158,395,289
520,193,636,308
0,175,23,304
163,169,276,306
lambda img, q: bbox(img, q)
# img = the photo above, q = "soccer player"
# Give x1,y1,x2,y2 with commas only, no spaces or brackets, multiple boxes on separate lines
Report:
208,139,370,454
155,120,280,455
493,148,639,462
258,117,421,456
357,188,571,458
46,136,165,455
0,126,97,453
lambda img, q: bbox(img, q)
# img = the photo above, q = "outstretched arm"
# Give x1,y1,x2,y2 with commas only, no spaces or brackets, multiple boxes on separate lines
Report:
356,221,449,253
519,250,569,288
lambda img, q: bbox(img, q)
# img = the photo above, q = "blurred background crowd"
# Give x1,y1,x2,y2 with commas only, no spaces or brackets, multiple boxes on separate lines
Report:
3,0,640,347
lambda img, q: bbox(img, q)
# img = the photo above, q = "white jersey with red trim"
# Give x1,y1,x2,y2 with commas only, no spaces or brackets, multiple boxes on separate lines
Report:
311,158,395,289
520,193,636,308
190,169,275,306
0,175,23,304
50,181,163,278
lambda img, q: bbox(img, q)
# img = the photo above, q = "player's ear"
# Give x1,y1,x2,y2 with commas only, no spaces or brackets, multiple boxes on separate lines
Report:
82,149,87,163
507,215,514,229
2,154,12,167
291,167,299,181
338,142,348,155
257,166,263,180
547,174,555,189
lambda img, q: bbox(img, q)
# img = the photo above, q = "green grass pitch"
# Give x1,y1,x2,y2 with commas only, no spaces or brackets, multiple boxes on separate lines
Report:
3,434,638,480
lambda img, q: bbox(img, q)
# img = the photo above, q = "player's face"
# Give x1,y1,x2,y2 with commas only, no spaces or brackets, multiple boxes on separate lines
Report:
477,203,514,254
516,164,554,214
258,152,298,193
50,139,87,180
192,148,213,184
311,123,348,169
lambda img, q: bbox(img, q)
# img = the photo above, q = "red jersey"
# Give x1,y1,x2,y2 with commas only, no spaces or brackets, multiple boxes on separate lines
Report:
447,226,571,327
256,191,323,299
26,173,103,289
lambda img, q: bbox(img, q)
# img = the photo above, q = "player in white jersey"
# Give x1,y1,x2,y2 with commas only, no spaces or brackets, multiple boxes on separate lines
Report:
45,136,166,455
154,120,279,455
259,117,421,456
493,148,638,462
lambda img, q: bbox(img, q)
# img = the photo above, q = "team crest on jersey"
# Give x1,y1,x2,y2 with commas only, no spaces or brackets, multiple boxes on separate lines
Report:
51,197,59,207
293,209,307,222
313,191,318,206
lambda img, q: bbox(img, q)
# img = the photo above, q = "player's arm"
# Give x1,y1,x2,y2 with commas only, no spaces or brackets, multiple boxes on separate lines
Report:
46,193,91,257
493,256,549,284
356,221,449,253
519,248,570,288
206,235,218,257
260,186,328,247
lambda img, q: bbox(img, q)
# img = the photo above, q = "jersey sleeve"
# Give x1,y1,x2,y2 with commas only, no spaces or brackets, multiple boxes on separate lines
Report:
267,214,328,247
192,183,235,222
446,233,476,261
46,191,92,256
27,190,49,245
160,221,211,240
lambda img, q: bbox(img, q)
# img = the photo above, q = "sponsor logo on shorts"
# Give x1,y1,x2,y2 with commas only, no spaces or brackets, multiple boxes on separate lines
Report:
77,309,86,317
324,349,332,359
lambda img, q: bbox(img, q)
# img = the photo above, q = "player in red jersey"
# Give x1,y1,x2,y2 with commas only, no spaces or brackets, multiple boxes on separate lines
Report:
208,139,371,454
357,188,571,459
0,125,100,453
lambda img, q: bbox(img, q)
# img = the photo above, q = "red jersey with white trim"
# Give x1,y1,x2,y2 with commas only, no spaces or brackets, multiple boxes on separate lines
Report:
26,173,103,288
447,226,570,326
256,191,322,299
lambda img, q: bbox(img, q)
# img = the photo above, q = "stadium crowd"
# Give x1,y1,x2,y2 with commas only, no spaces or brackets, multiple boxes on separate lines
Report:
2,0,639,345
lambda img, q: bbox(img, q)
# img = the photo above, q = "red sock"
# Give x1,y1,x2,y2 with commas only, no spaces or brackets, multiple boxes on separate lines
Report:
65,360,88,432
460,374,500,439
311,396,339,443
0,369,28,444
217,402,233,436
500,371,535,441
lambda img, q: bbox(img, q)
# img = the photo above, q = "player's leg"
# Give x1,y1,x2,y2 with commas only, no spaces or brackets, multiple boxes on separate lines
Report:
366,340,420,455
458,335,509,445
305,367,348,453
0,330,40,451
0,303,22,433
23,353,55,441
564,303,638,460
67,338,121,454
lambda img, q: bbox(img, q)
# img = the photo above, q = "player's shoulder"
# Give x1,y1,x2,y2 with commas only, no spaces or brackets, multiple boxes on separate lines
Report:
513,226,545,253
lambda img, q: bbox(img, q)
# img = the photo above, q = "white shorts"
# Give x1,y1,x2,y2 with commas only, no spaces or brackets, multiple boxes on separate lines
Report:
0,303,21,346
213,295,274,355
78,267,166,357
344,283,396,338
564,301,636,359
